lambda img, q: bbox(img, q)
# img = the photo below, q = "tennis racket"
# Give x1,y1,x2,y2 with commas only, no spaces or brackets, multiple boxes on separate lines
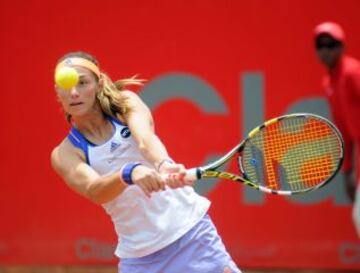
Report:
184,113,344,195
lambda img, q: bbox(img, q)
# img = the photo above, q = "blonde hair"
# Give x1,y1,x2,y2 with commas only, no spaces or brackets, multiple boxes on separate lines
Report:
57,51,144,123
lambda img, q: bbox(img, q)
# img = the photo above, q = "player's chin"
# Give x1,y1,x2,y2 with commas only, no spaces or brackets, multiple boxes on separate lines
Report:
67,107,90,118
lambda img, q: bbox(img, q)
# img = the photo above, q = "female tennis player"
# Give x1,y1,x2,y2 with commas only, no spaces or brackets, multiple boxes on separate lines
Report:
51,51,241,273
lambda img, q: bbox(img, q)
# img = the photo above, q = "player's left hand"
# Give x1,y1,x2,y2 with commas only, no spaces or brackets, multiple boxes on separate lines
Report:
158,161,193,188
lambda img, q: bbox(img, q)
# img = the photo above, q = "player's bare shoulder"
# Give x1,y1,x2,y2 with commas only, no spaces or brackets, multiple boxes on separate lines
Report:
119,90,154,130
121,90,144,108
121,89,139,99
50,138,86,175
121,90,152,114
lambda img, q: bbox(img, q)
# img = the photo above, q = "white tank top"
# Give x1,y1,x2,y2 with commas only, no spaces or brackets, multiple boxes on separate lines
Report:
67,116,210,258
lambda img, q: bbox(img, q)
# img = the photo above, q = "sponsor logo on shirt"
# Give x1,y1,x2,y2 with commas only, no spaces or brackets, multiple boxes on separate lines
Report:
121,127,131,138
110,141,121,153
107,143,132,164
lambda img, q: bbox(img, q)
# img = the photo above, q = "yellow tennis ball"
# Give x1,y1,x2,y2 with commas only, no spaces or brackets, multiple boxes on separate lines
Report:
55,67,79,90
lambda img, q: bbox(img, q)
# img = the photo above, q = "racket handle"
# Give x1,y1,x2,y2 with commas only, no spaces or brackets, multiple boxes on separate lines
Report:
185,168,198,181
160,168,199,182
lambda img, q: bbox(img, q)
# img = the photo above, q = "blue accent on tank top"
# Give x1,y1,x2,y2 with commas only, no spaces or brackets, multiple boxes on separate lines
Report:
107,115,125,126
68,128,90,164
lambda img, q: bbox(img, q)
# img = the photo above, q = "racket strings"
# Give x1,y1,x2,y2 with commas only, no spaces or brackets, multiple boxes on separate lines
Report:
242,117,341,191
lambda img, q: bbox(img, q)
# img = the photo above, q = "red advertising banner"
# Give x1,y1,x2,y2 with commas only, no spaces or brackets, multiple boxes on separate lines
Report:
0,0,359,270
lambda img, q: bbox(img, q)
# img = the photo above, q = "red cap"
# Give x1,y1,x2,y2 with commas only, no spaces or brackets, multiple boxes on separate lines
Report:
314,22,345,42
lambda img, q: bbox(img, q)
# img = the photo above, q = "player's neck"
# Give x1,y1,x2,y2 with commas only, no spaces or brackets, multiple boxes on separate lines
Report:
72,109,111,139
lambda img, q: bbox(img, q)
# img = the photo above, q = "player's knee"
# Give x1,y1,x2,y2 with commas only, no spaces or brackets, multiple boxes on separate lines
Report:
223,267,232,273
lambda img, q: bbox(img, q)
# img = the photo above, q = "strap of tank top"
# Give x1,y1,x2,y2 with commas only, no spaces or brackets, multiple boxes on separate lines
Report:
67,128,90,164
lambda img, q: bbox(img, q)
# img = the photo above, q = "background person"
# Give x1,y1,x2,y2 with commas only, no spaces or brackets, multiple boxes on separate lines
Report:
314,22,360,236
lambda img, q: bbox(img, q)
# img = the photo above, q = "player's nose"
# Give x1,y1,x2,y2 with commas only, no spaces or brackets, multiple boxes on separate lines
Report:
69,87,80,98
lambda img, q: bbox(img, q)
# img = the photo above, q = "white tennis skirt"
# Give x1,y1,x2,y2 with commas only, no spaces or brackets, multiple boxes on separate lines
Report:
118,214,242,273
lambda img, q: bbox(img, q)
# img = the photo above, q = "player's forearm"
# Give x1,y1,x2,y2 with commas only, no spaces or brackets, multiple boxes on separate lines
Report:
138,134,171,168
86,173,128,205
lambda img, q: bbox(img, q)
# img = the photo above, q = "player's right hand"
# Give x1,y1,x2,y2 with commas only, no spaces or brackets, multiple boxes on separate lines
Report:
131,165,166,197
158,162,192,188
